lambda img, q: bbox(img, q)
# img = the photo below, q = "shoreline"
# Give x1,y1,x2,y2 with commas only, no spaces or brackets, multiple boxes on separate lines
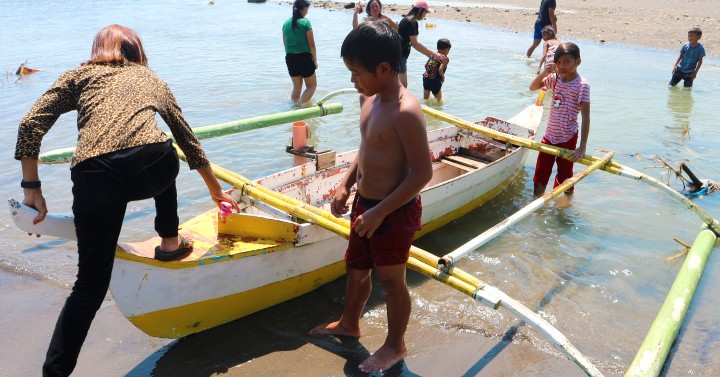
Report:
313,0,719,56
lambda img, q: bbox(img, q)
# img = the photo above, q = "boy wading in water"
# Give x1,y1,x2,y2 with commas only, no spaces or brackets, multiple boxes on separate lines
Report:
310,21,433,374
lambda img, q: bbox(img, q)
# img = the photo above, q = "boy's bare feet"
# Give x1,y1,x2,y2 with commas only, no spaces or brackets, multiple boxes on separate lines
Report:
309,320,361,337
358,343,407,373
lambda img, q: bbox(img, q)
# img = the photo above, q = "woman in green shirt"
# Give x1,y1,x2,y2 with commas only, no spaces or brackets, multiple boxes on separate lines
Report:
282,0,317,104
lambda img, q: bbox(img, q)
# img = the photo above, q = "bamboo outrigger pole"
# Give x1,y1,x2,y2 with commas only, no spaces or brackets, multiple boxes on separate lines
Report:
438,152,615,269
37,102,344,164
625,229,717,376
171,149,604,377
421,106,720,237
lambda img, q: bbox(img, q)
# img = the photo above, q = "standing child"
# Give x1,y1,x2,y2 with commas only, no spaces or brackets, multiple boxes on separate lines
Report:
310,21,433,374
529,42,590,196
537,26,561,75
423,38,451,101
669,28,705,88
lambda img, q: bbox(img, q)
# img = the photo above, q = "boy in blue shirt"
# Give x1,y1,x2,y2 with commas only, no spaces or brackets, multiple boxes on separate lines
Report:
669,28,705,87
422,38,451,101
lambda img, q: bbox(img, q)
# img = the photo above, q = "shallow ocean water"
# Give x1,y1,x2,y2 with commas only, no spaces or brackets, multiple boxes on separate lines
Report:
1,0,719,375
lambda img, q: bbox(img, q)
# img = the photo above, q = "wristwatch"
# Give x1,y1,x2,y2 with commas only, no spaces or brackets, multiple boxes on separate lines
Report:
21,180,41,189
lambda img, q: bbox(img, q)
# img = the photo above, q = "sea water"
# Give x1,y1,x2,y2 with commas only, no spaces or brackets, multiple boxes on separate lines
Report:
1,0,719,375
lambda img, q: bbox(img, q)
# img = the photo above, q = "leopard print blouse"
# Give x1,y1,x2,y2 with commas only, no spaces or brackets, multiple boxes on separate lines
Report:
15,64,210,170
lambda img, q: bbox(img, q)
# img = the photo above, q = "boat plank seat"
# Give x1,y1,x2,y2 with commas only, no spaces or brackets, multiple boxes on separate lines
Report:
439,158,475,172
444,155,487,169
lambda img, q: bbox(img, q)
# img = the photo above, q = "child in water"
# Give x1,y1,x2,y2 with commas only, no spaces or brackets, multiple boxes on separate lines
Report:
537,26,561,75
529,42,590,196
423,38,451,101
669,27,705,88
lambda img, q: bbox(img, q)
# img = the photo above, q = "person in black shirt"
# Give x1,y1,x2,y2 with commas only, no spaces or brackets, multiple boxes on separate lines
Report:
397,0,446,87
527,0,557,57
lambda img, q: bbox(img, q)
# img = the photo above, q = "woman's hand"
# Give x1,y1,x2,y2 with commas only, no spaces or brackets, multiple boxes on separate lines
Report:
355,1,364,14
196,166,240,212
22,188,47,231
433,51,448,65
209,188,240,212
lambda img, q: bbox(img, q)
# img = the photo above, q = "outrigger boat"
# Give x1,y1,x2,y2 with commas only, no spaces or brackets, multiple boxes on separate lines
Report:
10,99,541,338
109,103,542,339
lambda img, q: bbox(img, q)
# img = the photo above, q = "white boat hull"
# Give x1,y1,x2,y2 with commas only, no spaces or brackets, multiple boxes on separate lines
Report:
10,104,541,338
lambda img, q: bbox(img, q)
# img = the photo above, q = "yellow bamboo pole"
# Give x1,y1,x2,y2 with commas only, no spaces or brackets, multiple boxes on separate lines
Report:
421,107,720,236
440,152,614,268
173,146,602,375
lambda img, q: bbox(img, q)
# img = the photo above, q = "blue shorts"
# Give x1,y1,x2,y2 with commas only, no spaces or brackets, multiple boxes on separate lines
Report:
533,23,545,40
423,77,442,95
399,57,408,73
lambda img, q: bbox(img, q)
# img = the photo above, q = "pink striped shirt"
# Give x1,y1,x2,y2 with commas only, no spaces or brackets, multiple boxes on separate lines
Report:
542,73,590,144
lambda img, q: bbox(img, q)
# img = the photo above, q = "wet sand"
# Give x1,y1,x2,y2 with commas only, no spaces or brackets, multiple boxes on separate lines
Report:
316,0,719,55
1,267,583,376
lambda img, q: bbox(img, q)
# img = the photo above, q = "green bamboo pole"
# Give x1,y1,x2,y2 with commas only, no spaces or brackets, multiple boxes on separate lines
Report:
625,229,717,376
37,103,344,164
422,106,720,236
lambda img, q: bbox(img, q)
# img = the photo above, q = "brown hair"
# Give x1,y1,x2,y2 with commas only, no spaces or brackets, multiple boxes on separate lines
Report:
84,24,148,66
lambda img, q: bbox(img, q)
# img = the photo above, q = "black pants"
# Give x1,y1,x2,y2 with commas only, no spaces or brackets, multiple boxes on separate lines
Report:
43,140,180,376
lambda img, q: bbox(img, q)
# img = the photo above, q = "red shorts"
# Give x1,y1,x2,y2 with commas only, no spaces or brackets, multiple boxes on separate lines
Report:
345,194,422,270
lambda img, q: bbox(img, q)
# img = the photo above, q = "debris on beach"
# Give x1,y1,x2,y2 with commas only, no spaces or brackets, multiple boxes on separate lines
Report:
15,62,41,75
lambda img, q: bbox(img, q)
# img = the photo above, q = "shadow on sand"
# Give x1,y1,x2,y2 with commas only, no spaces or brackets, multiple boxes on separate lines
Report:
125,274,419,377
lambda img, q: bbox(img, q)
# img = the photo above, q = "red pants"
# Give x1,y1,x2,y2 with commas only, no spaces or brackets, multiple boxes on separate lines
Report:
533,133,578,191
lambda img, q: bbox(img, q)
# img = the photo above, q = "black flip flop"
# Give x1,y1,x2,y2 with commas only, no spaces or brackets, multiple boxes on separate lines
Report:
154,235,193,262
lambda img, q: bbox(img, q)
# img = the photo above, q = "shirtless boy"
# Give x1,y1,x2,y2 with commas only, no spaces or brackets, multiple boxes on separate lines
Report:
309,21,433,374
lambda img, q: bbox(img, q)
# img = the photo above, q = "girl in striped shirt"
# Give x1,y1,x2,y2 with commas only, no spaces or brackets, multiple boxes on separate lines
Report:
530,42,590,196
